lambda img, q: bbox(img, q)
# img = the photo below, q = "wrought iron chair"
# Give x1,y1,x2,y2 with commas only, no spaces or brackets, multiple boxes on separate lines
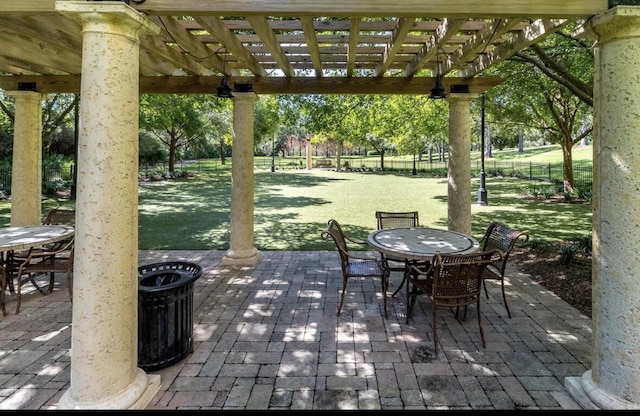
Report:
4,208,76,295
13,237,75,314
478,222,529,318
42,208,76,245
375,211,424,297
321,219,390,318
405,249,503,355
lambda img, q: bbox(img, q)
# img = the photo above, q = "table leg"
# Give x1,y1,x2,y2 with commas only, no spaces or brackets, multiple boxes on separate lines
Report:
392,260,430,297
0,263,6,317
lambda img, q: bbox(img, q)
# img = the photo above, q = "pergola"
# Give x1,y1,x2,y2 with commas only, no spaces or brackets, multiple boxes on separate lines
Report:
1,0,639,410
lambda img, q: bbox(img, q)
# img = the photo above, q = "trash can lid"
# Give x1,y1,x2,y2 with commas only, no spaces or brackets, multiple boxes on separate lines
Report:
138,268,199,293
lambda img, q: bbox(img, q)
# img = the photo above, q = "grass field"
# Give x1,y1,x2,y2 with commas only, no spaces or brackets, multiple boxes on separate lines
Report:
0,144,593,250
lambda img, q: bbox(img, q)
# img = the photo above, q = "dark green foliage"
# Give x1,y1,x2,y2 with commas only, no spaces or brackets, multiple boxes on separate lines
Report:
576,232,593,255
559,243,578,265
527,237,544,250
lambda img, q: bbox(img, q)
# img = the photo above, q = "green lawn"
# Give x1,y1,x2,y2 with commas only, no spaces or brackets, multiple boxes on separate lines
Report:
0,144,593,250
135,166,591,250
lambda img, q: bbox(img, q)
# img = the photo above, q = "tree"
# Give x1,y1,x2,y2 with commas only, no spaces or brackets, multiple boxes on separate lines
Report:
378,95,448,161
253,95,281,154
487,25,594,190
0,92,78,160
199,97,232,164
280,94,351,169
139,94,217,173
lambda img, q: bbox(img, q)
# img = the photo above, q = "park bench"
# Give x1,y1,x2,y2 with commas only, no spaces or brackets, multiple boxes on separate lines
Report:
315,159,332,168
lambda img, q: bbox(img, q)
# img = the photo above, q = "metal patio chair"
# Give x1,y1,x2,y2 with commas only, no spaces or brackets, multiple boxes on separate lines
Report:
478,222,529,318
405,249,502,355
321,219,390,318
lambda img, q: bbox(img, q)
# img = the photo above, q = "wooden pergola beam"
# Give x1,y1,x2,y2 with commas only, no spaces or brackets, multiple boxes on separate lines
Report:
0,75,504,95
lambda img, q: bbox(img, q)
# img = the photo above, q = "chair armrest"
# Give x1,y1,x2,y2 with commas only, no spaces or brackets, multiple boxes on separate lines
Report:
338,246,387,267
19,239,74,265
407,263,435,278
343,234,368,246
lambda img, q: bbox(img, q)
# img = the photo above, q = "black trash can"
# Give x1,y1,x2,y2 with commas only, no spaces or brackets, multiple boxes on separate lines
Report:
137,261,203,372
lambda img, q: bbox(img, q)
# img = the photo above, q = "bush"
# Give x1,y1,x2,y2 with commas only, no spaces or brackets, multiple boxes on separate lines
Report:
559,243,578,265
574,184,593,202
527,236,544,250
576,232,592,255
42,179,69,196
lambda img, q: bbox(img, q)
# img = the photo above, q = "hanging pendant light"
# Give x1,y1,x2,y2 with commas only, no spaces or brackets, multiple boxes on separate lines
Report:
429,47,447,99
217,50,234,99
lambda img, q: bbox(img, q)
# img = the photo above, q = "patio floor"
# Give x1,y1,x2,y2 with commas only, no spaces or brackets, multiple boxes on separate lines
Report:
0,249,591,410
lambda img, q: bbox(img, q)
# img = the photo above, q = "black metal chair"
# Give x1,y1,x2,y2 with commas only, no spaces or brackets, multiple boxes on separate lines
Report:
405,249,503,355
375,211,426,297
478,222,529,318
321,219,390,318
13,237,75,314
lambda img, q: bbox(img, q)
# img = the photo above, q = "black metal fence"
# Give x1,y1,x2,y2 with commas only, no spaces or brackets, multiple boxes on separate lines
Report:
0,165,75,193
0,158,593,193
474,160,593,189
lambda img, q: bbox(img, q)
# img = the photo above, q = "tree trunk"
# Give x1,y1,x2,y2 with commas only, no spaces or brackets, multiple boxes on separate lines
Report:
561,140,574,192
518,131,524,153
168,138,177,173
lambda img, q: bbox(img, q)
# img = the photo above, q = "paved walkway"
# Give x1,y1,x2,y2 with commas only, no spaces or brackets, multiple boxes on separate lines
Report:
0,250,591,410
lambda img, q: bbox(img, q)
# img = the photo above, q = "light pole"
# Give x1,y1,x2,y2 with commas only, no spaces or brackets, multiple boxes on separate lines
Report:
271,134,276,172
477,94,488,205
412,150,417,175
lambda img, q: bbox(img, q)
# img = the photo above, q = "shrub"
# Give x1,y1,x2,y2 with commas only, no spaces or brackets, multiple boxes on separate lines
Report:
559,243,578,265
576,232,592,255
527,236,544,250
574,184,593,202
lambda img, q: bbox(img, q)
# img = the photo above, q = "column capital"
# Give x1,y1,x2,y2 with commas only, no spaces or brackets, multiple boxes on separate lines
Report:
446,93,480,103
591,5,640,41
4,90,46,102
56,1,160,39
232,91,259,103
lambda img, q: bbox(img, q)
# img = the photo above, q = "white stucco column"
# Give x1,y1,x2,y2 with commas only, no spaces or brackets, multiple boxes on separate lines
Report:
306,140,313,170
7,90,45,226
221,91,261,267
56,2,160,410
447,94,477,235
565,6,640,410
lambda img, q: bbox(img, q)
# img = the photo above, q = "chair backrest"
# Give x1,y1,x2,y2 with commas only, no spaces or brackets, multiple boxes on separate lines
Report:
431,249,502,306
480,222,529,276
321,219,350,271
43,208,76,226
376,211,419,230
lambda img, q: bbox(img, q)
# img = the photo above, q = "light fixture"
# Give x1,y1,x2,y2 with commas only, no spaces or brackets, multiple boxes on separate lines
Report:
429,47,447,99
216,50,233,99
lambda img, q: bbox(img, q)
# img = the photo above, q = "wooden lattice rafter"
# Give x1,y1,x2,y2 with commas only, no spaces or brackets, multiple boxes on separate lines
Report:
0,0,610,94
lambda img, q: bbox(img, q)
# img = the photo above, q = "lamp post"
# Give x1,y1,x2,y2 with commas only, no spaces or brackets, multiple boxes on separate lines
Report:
412,150,417,175
271,134,276,172
477,94,488,205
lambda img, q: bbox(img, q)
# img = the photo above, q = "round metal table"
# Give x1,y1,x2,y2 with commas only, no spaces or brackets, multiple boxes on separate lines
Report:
367,227,479,261
367,227,479,296
0,225,75,254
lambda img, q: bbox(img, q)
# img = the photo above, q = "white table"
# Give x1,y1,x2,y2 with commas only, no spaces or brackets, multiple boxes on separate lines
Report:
367,227,480,296
0,225,75,316
0,225,75,254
